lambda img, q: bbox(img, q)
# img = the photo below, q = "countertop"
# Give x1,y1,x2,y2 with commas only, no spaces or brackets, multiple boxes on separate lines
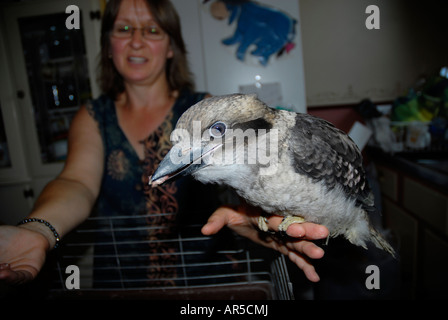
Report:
366,147,448,195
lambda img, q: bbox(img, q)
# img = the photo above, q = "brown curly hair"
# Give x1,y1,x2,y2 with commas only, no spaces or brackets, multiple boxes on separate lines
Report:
97,0,194,99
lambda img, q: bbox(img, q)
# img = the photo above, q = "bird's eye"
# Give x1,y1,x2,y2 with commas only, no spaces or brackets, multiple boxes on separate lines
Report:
209,121,227,138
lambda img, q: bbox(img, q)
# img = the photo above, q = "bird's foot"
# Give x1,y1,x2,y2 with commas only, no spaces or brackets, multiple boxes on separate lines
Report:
278,216,306,233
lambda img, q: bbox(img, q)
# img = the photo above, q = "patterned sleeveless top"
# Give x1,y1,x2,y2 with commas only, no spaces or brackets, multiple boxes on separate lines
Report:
88,90,212,216
87,90,224,287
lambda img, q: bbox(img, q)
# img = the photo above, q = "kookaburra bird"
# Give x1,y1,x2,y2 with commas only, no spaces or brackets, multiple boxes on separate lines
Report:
150,94,395,257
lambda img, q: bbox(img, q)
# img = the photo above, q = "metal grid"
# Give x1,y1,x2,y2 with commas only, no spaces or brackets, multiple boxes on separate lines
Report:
46,214,294,300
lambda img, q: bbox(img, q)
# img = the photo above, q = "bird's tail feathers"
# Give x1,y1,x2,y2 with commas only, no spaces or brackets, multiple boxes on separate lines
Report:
369,226,397,259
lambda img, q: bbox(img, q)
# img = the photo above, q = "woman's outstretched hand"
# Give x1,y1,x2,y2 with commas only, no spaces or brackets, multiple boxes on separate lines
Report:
202,205,329,282
0,225,49,285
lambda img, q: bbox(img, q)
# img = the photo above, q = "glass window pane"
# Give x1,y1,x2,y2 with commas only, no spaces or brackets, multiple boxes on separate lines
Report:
18,11,92,163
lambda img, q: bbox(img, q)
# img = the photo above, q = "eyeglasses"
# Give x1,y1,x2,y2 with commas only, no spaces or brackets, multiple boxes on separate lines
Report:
110,25,166,40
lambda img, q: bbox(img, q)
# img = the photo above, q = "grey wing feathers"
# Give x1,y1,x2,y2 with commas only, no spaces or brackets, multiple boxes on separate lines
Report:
289,113,373,210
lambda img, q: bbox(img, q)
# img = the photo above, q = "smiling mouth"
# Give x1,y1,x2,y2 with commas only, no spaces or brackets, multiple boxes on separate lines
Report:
128,56,147,63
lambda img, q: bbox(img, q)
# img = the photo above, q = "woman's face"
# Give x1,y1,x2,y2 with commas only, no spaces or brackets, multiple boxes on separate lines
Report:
110,0,173,87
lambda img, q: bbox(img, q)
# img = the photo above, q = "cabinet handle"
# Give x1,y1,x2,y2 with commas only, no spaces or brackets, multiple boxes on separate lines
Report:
90,10,101,20
17,90,25,99
23,188,34,199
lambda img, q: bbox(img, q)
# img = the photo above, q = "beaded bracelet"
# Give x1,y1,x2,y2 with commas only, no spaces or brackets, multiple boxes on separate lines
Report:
17,218,61,249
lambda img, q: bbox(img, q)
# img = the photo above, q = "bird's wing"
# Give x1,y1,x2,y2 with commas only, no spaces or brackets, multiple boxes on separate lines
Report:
288,113,374,211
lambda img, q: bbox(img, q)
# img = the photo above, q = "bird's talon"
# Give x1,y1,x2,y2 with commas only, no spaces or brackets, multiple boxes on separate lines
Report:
257,216,269,232
278,216,306,233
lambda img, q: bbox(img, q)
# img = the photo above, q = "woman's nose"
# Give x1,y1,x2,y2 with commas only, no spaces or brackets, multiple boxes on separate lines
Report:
130,28,144,48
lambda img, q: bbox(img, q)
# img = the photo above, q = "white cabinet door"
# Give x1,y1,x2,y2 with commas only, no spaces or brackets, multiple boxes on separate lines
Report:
0,176,53,226
0,0,101,179
0,28,29,184
0,183,34,225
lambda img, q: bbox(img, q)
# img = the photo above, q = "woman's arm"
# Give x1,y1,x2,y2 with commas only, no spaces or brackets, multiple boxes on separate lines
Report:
24,105,104,243
0,105,104,283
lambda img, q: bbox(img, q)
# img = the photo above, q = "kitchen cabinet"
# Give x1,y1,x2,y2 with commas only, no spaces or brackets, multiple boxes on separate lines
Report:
374,157,448,299
0,0,101,223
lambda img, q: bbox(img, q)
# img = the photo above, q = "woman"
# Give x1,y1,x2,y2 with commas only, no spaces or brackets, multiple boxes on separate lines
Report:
0,0,328,286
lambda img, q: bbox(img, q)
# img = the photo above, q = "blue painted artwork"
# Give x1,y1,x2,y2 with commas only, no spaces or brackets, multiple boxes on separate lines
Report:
217,1,297,66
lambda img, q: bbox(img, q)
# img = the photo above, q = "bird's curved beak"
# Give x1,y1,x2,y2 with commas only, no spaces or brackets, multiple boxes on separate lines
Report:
149,144,221,187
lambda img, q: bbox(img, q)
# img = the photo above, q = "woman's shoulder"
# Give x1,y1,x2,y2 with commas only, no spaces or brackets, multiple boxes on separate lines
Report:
86,94,115,122
90,94,114,110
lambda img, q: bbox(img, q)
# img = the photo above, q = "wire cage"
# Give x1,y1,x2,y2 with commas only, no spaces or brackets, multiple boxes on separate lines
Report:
43,213,294,300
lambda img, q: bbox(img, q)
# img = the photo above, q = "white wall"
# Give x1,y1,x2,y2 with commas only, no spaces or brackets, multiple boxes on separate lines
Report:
300,0,448,107
172,0,307,113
